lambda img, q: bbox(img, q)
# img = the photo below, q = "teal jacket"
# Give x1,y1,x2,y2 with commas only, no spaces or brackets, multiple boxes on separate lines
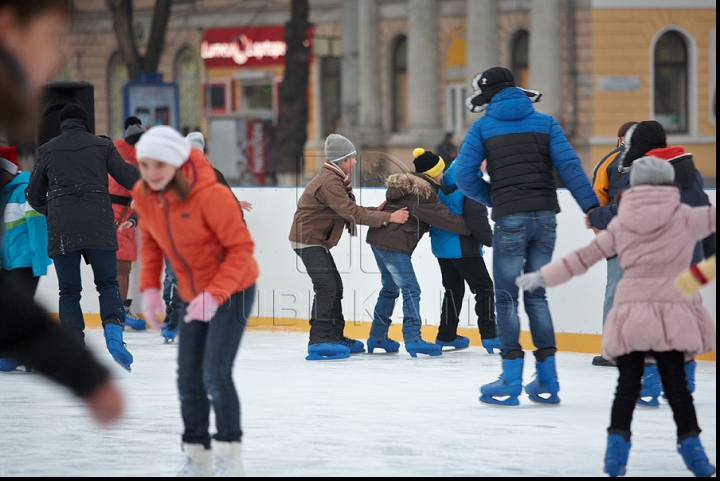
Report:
1,172,51,275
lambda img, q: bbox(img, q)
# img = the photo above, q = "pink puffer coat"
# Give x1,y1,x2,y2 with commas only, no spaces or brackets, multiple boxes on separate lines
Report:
541,185,716,361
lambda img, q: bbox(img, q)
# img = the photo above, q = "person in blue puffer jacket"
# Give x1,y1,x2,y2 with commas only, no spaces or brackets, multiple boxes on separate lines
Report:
453,67,599,407
430,160,498,354
1,145,51,372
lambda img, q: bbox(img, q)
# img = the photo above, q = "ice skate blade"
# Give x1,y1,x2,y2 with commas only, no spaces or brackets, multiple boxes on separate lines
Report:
406,349,442,358
528,393,561,405
479,394,520,406
305,352,350,361
604,460,627,477
112,358,132,373
636,397,660,408
367,349,399,355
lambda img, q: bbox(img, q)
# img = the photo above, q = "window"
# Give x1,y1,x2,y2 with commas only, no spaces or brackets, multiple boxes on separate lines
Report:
391,35,408,133
174,47,202,136
107,52,129,139
203,80,231,115
654,31,688,133
320,56,341,137
511,30,529,89
445,83,467,136
242,84,273,111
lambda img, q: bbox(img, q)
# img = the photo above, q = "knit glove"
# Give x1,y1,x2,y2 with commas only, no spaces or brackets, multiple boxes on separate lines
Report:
515,271,547,292
184,291,219,323
141,288,165,331
674,255,716,300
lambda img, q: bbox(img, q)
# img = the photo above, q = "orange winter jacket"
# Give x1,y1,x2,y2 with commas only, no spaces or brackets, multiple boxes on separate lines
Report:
133,147,258,304
111,139,139,261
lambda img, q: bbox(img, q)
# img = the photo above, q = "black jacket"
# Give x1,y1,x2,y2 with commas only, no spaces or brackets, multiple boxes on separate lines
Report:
26,119,140,257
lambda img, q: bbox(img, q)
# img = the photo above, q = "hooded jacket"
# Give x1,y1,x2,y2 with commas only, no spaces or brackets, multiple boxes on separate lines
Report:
2,171,51,275
289,165,391,250
540,186,716,361
133,148,258,304
111,138,138,262
26,118,140,257
366,172,471,255
453,87,599,220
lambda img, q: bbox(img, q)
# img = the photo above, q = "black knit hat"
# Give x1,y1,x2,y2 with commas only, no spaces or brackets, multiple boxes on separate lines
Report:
466,66,542,113
124,116,142,130
619,120,667,172
413,148,445,178
59,103,90,129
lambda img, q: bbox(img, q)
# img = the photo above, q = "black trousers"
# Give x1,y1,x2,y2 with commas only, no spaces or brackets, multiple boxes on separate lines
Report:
437,257,497,342
294,246,346,344
609,350,700,441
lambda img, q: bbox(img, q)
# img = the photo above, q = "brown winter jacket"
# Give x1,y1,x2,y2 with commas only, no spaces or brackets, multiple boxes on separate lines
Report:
366,172,471,255
289,166,391,250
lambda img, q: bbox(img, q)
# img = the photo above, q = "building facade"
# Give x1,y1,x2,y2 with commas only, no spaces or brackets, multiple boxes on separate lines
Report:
62,0,716,186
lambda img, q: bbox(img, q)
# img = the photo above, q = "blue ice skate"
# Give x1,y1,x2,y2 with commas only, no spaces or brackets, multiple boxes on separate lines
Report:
663,360,696,401
479,357,523,406
306,342,350,361
124,310,147,331
162,326,177,343
0,358,21,372
332,337,365,353
405,339,442,358
678,436,716,477
104,323,133,372
481,337,501,354
367,337,400,354
525,356,561,405
435,335,470,350
636,364,661,407
604,434,631,477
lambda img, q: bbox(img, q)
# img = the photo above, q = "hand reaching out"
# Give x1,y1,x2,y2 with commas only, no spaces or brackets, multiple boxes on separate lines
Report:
239,201,252,211
389,207,409,224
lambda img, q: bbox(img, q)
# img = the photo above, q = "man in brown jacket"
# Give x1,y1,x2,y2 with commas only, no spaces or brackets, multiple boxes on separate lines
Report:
366,148,472,357
289,134,409,360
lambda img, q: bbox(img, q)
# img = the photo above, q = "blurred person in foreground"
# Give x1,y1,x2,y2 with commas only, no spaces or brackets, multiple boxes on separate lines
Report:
0,0,123,425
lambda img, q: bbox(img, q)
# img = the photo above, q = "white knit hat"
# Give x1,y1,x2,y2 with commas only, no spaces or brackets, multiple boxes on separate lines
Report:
136,126,191,168
629,156,675,187
186,132,205,151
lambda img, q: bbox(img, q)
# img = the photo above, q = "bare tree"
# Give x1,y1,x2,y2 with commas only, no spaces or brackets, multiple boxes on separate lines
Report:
109,0,172,80
275,0,310,184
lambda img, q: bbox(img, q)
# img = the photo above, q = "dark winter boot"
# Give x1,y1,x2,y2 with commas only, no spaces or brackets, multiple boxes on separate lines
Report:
677,436,716,477
479,354,524,406
636,364,661,407
604,433,631,477
104,322,133,372
524,348,561,404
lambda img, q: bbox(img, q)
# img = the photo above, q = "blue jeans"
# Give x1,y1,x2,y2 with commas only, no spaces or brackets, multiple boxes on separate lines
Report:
369,246,422,342
177,284,256,448
52,249,125,338
493,211,557,358
603,255,623,327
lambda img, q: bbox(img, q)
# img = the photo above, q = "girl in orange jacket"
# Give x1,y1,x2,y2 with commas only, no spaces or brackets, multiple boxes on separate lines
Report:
133,126,258,477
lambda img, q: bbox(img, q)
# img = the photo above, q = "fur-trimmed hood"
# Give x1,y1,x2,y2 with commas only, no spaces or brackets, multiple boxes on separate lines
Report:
385,172,435,200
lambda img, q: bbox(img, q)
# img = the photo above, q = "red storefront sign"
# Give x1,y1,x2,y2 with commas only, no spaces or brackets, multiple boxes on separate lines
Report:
201,25,312,68
245,118,266,184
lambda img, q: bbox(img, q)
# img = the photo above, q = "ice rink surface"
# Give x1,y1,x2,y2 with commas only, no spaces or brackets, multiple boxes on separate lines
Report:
0,328,715,477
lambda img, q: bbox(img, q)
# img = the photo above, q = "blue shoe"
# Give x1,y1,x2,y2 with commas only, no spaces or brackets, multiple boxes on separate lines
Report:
604,434,631,477
435,335,470,350
367,337,400,354
480,357,523,406
162,326,177,343
332,337,365,353
104,323,133,372
405,339,442,358
525,355,561,405
124,310,147,331
481,337,501,354
636,364,661,407
678,436,715,477
306,342,350,361
0,358,21,372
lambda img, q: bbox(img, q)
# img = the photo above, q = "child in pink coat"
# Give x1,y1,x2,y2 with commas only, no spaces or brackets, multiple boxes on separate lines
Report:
516,156,716,478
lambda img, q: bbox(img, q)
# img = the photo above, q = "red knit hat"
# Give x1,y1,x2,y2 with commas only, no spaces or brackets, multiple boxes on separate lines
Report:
0,146,19,175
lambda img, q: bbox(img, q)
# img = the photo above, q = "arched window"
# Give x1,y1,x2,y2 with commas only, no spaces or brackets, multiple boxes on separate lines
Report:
174,47,202,136
107,52,129,139
511,30,529,89
654,31,688,133
391,35,408,133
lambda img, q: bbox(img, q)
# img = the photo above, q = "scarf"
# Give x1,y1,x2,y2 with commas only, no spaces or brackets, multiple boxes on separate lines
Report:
324,160,357,236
